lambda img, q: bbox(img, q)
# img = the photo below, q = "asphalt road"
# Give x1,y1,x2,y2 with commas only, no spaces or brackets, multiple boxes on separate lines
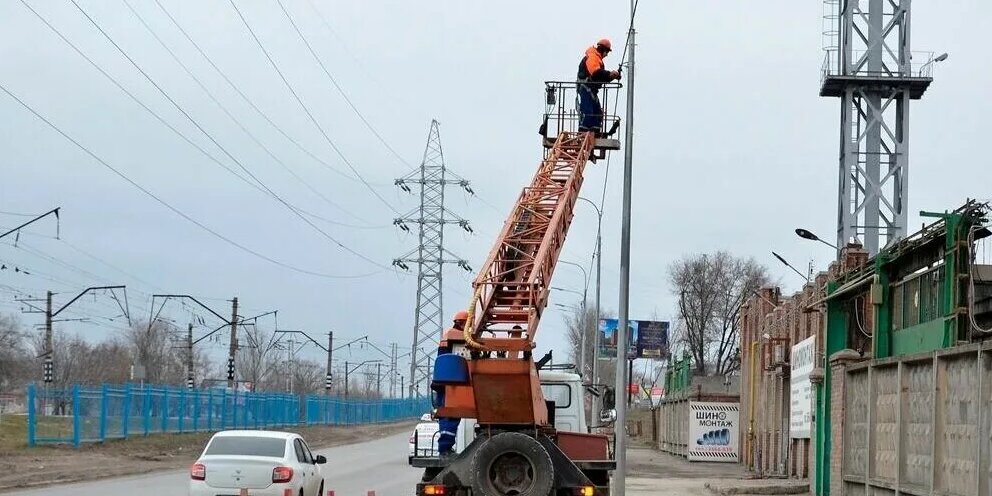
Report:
16,432,421,496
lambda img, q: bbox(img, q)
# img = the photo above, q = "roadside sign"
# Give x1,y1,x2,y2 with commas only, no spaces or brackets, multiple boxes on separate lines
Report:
790,335,815,439
688,401,740,462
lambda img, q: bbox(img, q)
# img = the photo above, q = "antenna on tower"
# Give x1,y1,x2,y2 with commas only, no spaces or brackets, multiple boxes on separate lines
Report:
393,119,473,398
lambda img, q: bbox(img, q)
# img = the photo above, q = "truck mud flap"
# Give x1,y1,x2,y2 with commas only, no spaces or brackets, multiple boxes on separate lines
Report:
534,435,600,490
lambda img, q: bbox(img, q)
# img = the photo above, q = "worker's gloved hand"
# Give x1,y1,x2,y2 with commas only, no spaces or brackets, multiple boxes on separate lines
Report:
611,70,622,80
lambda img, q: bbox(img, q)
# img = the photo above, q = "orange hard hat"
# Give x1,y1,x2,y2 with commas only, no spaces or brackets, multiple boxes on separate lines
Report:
453,310,469,322
597,38,612,51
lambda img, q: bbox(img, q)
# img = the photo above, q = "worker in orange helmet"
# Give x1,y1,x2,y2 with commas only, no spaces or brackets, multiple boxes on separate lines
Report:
577,38,622,134
433,310,468,457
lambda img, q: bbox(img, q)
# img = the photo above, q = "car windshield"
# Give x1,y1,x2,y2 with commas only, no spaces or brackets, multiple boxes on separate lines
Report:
204,436,286,458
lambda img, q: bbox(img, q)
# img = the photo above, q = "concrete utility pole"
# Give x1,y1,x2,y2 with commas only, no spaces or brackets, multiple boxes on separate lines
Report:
44,291,53,381
227,297,238,388
20,286,129,387
390,342,398,398
376,363,382,398
286,337,296,394
186,323,194,389
332,331,334,396
613,4,636,494
344,361,350,397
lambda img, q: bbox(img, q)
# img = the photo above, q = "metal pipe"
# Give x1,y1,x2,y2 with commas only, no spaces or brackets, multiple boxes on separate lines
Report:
613,12,635,496
749,339,760,474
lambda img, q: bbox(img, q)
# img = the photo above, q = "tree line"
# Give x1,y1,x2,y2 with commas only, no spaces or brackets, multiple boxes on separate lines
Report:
0,314,388,398
563,250,768,382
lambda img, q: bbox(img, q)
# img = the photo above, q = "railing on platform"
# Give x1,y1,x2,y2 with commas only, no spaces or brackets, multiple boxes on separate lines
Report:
26,383,430,447
542,80,622,139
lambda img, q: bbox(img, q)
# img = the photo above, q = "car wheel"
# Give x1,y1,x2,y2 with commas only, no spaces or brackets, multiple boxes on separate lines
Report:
318,480,324,496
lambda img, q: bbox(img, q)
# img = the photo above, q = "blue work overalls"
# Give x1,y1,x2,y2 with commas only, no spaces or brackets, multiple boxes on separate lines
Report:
433,339,460,454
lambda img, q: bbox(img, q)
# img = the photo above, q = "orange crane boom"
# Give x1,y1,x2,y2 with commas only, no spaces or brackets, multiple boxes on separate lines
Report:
439,81,621,428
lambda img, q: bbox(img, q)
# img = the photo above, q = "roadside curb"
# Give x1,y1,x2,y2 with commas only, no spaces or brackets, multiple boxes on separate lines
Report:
704,480,810,495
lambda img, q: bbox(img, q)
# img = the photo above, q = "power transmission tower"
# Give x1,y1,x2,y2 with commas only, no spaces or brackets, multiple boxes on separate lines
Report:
820,0,936,255
394,120,473,398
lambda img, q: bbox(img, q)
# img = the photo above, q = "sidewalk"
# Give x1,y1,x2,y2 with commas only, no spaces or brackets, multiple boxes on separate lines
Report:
625,447,808,496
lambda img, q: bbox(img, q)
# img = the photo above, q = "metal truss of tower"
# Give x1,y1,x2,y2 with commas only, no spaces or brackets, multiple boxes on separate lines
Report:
394,119,473,398
820,0,934,255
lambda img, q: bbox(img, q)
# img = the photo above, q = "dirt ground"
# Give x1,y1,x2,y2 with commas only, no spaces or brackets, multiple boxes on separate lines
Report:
0,415,415,493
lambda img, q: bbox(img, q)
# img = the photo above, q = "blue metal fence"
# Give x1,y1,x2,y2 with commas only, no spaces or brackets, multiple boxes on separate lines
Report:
27,384,430,447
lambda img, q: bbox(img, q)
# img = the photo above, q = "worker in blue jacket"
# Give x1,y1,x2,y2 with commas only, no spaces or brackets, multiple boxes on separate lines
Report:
433,310,468,457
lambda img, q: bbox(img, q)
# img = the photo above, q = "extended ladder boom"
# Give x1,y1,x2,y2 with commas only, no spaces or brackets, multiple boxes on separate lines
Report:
467,131,595,344
437,81,620,428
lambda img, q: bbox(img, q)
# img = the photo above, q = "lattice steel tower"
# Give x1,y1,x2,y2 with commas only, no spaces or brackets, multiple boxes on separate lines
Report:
394,120,473,398
820,0,936,255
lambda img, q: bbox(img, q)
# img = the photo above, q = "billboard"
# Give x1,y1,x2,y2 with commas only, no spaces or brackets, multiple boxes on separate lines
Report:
789,335,815,439
598,319,669,359
688,401,740,462
637,320,670,358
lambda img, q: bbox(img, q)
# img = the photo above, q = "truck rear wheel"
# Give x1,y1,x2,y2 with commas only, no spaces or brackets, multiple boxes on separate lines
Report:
471,432,554,496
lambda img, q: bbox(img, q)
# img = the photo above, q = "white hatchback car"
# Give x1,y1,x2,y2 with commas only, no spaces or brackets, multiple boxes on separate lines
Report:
189,430,326,496
408,414,439,457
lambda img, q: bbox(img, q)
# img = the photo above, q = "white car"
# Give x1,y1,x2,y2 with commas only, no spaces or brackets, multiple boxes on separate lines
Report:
408,414,439,457
189,430,326,496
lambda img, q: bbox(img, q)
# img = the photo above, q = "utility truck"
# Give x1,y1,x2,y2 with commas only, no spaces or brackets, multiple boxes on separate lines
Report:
407,81,623,496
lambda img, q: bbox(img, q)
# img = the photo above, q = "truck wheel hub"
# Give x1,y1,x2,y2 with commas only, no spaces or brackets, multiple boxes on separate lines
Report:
489,452,535,494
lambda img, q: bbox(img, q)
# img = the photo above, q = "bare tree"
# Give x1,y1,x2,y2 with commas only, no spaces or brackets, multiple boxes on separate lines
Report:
236,325,282,391
287,359,324,395
670,252,768,376
0,314,30,388
124,320,186,385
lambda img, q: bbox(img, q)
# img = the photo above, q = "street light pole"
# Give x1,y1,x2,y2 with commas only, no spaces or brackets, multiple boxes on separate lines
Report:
614,8,636,495
577,196,604,417
557,261,590,374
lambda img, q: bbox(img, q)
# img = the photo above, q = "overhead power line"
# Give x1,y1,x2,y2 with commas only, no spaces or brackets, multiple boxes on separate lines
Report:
65,0,392,270
286,0,518,236
0,82,381,280
276,0,413,171
227,0,400,215
121,0,376,230
149,0,386,227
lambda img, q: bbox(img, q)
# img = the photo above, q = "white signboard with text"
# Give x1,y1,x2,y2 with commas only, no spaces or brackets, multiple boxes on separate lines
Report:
790,335,816,439
688,402,739,462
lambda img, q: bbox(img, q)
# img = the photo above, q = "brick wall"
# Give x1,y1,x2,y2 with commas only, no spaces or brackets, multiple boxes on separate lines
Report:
739,274,828,478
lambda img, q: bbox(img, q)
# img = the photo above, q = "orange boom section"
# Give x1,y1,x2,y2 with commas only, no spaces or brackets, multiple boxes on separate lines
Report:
438,131,596,427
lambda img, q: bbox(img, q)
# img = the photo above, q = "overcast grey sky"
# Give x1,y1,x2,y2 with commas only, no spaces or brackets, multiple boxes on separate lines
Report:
1,1,989,379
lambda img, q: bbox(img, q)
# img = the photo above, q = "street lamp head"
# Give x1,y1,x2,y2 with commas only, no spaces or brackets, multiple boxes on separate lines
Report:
771,251,790,267
935,52,949,62
795,228,820,241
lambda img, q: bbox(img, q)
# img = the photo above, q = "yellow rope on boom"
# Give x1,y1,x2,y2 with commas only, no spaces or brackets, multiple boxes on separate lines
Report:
463,286,485,349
